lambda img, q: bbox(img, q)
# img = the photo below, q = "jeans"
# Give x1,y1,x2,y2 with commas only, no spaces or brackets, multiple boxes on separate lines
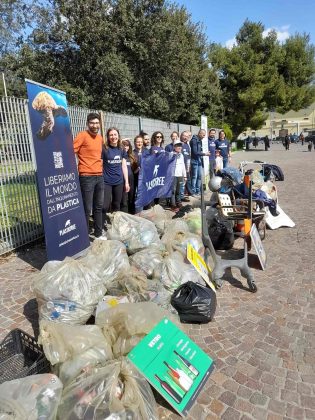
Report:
190,160,202,194
223,158,229,168
171,176,183,207
209,160,216,178
103,183,124,227
121,173,135,214
79,175,104,237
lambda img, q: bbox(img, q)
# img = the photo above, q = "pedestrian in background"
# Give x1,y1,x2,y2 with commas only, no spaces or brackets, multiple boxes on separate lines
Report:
264,136,270,151
284,134,290,150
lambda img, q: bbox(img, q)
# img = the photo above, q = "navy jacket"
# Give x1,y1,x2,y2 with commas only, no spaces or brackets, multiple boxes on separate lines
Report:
190,135,205,163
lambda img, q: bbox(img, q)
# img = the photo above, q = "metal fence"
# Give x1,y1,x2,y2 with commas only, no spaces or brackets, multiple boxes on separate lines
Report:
0,97,42,254
0,96,200,255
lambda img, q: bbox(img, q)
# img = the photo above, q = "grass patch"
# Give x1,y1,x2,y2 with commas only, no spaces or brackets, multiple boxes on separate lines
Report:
0,179,42,232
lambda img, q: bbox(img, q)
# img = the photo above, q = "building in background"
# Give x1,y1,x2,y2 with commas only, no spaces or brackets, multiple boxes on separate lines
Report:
239,102,315,139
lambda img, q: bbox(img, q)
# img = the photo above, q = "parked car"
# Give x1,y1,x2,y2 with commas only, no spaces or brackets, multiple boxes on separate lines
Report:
289,134,299,143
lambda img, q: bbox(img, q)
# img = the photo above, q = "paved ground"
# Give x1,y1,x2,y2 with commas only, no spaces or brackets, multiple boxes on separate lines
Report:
0,142,314,419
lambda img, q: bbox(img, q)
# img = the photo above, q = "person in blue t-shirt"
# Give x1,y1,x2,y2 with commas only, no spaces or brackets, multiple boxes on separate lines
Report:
165,131,179,152
102,127,129,228
208,128,217,177
215,130,231,168
150,131,165,153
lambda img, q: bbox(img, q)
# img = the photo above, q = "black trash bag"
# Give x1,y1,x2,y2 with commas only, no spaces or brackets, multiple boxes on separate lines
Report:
208,214,234,249
172,205,194,219
171,281,216,324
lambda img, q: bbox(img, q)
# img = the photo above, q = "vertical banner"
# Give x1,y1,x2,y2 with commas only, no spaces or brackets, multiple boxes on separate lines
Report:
128,318,214,417
135,152,176,208
26,79,89,261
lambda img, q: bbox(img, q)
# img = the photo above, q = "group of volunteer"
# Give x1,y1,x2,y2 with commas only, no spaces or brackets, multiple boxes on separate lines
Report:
73,113,231,239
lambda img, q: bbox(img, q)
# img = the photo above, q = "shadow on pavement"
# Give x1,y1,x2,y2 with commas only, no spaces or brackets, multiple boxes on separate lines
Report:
152,389,179,416
17,241,47,271
23,298,40,339
221,267,253,292
245,149,266,152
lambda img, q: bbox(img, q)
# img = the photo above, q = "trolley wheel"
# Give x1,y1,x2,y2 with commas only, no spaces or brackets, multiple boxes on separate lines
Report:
214,278,223,288
248,281,258,293
257,220,266,240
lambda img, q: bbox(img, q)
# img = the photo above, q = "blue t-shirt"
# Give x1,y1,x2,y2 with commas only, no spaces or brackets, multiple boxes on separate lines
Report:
133,148,149,167
208,137,216,161
102,146,128,185
181,143,191,165
165,143,174,152
215,139,230,159
150,146,165,154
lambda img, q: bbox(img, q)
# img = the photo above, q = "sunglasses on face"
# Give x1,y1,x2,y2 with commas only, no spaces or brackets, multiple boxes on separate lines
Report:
156,135,162,138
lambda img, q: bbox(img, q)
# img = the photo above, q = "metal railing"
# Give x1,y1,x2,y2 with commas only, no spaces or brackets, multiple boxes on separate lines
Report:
0,96,200,255
0,97,42,254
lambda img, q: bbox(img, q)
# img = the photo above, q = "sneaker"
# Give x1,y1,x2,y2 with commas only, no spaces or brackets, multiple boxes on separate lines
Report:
94,231,107,241
170,206,179,213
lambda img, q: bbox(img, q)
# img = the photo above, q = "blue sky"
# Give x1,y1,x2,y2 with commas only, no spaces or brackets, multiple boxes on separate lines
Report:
175,0,315,46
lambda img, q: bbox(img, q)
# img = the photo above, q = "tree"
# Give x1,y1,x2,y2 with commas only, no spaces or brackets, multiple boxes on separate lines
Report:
210,20,315,137
0,0,41,55
0,0,223,125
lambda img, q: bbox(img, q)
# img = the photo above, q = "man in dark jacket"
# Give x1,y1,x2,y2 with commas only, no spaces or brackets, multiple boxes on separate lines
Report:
189,129,210,195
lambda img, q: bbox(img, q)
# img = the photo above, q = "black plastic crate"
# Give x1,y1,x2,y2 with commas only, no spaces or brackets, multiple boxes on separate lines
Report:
0,329,51,384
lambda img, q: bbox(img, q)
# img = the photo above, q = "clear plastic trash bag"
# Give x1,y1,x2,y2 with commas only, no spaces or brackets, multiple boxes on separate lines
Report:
129,246,166,279
0,373,63,420
154,251,204,292
183,208,202,236
139,204,173,235
81,240,130,286
107,212,162,254
57,358,158,420
105,267,156,303
56,347,113,388
161,219,203,256
95,302,178,357
39,321,112,366
33,258,106,324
